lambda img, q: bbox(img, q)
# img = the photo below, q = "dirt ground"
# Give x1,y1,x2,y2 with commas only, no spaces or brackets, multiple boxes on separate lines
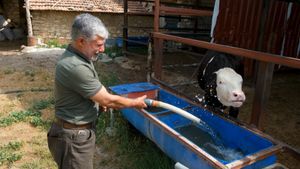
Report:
0,41,299,168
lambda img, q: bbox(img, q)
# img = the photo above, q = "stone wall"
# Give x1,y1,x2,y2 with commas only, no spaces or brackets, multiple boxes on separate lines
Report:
31,11,153,45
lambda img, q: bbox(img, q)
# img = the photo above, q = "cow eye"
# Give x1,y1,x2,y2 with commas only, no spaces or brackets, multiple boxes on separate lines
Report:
219,81,223,84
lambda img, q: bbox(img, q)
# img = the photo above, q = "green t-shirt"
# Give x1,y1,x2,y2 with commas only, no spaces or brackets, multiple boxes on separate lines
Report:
55,45,102,124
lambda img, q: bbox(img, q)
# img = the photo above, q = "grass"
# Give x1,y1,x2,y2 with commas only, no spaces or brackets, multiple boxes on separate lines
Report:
44,39,67,48
3,68,16,75
0,97,55,168
0,110,39,127
20,136,55,169
0,141,23,166
0,97,54,129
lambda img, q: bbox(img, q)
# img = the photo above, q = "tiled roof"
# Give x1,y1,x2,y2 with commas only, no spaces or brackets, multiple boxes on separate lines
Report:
29,0,153,13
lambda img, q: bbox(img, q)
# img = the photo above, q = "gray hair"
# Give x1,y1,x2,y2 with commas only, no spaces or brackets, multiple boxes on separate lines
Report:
71,13,109,41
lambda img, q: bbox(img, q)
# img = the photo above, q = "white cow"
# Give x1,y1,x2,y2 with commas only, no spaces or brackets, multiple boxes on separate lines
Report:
215,67,245,108
197,51,246,118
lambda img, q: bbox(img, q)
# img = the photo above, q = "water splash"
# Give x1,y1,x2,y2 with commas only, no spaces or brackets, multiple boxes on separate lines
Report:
176,124,245,163
205,143,244,161
196,122,244,161
194,121,223,146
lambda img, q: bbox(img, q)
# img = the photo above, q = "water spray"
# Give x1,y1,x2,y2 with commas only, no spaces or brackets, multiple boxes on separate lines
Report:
144,99,226,153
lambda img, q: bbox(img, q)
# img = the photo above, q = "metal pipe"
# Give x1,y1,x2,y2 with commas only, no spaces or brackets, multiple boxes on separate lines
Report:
144,99,202,124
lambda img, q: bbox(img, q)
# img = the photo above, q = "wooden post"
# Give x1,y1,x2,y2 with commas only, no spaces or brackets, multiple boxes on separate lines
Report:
251,62,274,128
153,38,163,79
250,0,273,128
153,0,163,79
154,0,160,32
25,0,35,46
123,0,128,56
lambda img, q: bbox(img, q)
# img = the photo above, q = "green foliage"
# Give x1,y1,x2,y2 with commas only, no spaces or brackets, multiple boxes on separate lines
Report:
29,98,54,129
30,116,44,127
0,141,23,166
0,111,37,127
32,97,54,110
45,39,67,48
3,68,16,74
0,98,54,129
0,98,55,167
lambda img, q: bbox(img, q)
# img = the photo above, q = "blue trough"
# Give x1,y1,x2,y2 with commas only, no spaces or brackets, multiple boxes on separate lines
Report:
109,82,283,169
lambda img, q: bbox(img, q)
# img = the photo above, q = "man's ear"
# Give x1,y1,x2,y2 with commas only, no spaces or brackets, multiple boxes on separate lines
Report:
80,38,86,46
75,37,86,48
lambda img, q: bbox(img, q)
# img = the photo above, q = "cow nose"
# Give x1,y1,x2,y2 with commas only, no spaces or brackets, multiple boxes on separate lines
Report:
232,91,246,101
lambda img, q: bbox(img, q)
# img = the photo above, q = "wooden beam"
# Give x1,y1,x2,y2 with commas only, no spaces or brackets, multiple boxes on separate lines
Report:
226,145,283,169
152,32,300,69
160,6,213,16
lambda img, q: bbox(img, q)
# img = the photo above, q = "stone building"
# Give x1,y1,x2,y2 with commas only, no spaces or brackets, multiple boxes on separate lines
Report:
0,0,153,45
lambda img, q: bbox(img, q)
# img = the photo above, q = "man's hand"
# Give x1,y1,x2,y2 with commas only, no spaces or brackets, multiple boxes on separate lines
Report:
132,95,147,109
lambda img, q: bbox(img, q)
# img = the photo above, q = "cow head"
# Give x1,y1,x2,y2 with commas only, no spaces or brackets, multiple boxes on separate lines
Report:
215,68,246,107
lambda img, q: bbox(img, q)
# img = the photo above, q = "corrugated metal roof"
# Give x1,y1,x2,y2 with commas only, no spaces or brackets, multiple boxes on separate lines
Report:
213,0,300,58
29,0,150,13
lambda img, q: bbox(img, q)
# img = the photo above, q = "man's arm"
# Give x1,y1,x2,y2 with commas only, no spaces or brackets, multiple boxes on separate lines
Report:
90,86,147,109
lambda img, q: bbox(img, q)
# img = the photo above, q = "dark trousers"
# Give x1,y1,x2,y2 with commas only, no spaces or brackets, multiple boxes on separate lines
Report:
47,123,96,169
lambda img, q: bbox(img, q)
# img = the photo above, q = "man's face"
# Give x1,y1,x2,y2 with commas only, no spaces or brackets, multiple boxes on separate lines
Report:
82,35,105,60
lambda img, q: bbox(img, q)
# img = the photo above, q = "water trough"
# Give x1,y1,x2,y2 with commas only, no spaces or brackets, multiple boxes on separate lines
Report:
110,82,285,169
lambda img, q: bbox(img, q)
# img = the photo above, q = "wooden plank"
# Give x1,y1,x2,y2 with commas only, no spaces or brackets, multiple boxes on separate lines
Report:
152,32,300,69
226,145,283,169
160,5,213,16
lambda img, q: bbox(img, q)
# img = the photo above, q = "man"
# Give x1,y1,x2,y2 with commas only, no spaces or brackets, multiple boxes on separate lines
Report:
47,13,147,169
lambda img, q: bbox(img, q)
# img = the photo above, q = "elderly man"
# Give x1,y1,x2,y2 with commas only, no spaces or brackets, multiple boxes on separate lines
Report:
47,13,147,169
